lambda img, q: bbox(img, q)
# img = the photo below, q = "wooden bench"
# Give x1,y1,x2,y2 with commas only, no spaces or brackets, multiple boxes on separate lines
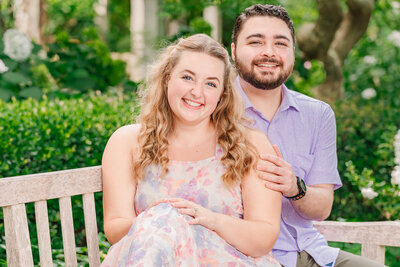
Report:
0,166,399,266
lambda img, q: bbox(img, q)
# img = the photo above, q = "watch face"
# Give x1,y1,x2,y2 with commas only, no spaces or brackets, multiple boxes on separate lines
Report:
300,179,307,192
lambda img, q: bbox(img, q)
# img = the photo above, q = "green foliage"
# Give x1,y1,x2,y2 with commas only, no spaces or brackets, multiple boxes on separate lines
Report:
0,92,139,264
190,17,212,36
0,36,49,101
46,27,127,96
332,99,400,221
107,0,131,52
0,92,138,178
327,0,400,223
343,0,400,106
0,0,14,33
0,27,130,101
44,0,96,38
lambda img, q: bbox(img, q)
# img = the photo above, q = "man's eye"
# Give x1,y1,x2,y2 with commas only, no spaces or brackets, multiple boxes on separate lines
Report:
249,41,261,45
277,42,288,46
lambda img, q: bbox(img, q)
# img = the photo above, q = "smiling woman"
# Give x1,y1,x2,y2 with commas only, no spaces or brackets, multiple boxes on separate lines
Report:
166,51,224,127
100,34,282,266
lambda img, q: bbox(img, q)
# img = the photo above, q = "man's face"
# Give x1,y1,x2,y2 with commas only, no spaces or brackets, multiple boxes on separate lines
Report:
232,16,295,90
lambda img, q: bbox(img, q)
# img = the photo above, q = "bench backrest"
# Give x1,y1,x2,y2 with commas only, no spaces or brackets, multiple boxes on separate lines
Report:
0,166,102,267
1,166,399,266
313,220,400,265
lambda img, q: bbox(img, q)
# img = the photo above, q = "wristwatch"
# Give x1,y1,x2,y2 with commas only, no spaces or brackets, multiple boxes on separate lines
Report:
285,176,307,201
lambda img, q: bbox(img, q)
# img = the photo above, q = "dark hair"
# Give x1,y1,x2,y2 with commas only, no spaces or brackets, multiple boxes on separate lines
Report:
232,4,295,45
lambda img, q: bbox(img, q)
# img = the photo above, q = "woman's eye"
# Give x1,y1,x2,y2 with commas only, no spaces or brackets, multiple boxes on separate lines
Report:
207,82,217,88
182,75,192,80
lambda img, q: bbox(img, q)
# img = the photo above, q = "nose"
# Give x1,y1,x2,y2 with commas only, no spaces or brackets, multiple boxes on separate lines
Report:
261,43,276,58
190,82,203,98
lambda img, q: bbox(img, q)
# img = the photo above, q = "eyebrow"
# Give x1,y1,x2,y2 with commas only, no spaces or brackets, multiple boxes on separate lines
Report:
181,69,220,83
246,33,291,42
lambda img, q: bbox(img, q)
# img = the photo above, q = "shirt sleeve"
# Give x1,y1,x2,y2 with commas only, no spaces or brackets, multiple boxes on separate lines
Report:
306,104,342,190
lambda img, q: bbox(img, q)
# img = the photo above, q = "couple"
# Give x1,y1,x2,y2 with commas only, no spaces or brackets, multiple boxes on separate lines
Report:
101,4,383,267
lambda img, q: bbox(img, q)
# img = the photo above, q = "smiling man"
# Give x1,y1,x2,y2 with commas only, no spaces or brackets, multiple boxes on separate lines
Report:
231,4,384,267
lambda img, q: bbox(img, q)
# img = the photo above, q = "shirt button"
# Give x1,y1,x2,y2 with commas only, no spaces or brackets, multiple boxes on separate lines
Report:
284,217,287,222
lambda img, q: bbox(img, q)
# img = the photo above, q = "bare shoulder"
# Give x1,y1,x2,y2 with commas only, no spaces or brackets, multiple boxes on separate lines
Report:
245,128,274,155
109,124,140,146
104,124,141,159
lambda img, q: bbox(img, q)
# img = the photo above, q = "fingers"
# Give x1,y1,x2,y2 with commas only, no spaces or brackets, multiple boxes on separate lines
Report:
257,171,282,183
177,208,196,217
259,153,287,168
272,144,283,158
264,181,284,192
257,161,285,176
188,217,203,225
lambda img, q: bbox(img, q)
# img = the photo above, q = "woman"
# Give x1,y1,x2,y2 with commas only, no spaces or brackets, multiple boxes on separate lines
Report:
101,34,281,266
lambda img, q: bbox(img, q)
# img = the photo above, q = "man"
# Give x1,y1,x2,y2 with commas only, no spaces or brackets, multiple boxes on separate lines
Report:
231,4,384,267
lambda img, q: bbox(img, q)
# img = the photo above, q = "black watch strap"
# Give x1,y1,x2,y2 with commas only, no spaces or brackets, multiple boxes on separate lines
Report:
285,176,306,201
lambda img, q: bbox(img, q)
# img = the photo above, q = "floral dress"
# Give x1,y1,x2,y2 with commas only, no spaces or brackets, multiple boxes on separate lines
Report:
101,146,280,267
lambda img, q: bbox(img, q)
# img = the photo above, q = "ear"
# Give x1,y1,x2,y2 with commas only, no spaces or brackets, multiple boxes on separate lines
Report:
231,43,236,61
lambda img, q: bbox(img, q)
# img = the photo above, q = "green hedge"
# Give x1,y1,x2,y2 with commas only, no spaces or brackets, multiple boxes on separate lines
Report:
0,92,139,265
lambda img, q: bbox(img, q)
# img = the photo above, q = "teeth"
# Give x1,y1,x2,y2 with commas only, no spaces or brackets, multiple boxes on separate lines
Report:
258,64,277,67
184,99,201,107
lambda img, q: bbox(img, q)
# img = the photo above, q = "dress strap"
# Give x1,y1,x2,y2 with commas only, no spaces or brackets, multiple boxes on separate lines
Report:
215,143,224,159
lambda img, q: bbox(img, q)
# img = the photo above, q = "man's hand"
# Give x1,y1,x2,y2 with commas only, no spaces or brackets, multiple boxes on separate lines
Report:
257,144,299,198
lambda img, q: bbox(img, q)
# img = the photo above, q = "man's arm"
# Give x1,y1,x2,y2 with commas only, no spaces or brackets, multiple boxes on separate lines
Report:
257,105,339,221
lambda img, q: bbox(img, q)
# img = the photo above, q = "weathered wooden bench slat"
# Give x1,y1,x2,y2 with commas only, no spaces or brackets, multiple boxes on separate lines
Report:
313,221,400,247
59,196,78,266
34,200,53,267
83,192,101,266
3,204,34,267
361,244,385,264
0,166,102,207
313,220,400,264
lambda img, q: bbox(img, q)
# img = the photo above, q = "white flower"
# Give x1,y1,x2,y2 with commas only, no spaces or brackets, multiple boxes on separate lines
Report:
361,88,377,99
0,59,8,73
304,61,312,70
3,29,33,61
38,49,47,60
363,55,377,64
361,187,378,199
391,1,400,10
388,30,400,48
392,166,400,186
394,130,400,165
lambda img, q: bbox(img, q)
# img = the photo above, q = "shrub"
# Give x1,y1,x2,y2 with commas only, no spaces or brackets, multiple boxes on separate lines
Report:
0,27,129,102
331,99,400,221
0,91,139,264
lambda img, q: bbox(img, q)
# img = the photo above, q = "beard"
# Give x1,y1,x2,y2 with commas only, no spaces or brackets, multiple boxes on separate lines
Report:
234,55,293,90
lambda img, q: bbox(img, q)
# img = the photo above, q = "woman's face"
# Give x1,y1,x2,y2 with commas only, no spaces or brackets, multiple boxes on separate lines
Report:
167,51,225,126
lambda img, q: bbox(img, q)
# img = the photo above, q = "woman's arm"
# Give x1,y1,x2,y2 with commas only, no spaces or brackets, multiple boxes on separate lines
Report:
168,130,282,257
102,124,140,244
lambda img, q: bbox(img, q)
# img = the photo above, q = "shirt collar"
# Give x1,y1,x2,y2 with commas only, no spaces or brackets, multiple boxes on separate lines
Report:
235,77,300,112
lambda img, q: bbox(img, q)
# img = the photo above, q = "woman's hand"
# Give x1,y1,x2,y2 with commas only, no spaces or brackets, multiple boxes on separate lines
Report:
153,198,219,231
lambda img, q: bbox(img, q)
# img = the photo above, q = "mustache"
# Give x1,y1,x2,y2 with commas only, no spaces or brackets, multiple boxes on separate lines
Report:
252,57,282,65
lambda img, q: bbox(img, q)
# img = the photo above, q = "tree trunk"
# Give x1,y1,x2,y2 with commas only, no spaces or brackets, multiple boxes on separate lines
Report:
297,0,376,102
13,0,41,43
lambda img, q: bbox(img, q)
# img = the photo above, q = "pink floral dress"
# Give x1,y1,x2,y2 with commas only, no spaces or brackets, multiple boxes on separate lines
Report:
101,146,281,266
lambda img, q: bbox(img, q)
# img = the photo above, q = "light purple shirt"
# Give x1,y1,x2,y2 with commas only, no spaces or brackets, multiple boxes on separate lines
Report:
235,78,342,267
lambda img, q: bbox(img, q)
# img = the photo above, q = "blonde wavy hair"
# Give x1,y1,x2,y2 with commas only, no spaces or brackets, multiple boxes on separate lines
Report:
134,34,255,187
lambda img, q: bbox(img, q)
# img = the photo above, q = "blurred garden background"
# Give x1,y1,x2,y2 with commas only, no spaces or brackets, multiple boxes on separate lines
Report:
0,0,399,265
